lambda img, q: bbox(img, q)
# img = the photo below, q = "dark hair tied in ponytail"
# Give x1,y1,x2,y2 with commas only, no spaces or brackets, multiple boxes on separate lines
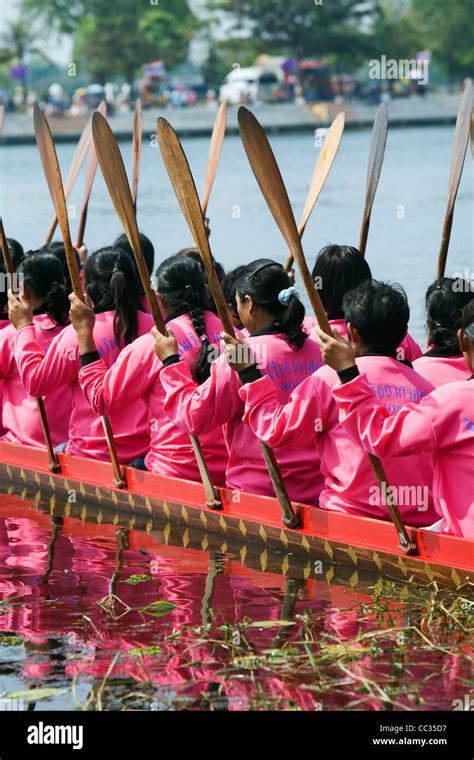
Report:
155,255,213,384
425,278,473,351
84,247,143,346
17,252,69,327
236,259,307,350
184,283,212,384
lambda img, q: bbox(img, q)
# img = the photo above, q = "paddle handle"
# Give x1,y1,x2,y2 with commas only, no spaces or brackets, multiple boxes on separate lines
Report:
132,99,143,210
436,211,454,280
0,220,14,276
368,455,418,554
75,204,88,250
101,417,126,488
358,213,371,257
36,397,61,473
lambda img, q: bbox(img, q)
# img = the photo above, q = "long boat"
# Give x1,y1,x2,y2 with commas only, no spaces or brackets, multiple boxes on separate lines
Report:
0,440,472,591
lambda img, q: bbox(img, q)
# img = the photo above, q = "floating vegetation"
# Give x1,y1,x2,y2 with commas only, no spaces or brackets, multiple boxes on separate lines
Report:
0,504,472,711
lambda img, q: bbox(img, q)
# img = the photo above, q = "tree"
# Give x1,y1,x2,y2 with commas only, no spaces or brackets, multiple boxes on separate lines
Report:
412,0,474,81
0,13,50,67
368,1,423,62
21,0,198,82
205,0,376,68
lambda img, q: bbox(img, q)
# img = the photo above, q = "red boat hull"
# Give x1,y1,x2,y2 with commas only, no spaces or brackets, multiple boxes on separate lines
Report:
0,440,472,588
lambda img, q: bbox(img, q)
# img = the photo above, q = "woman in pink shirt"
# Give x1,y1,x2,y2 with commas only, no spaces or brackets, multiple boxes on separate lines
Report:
0,238,24,436
70,254,228,484
316,299,474,539
2,252,72,447
413,277,473,387
305,245,423,361
230,280,437,525
154,259,324,503
10,247,154,462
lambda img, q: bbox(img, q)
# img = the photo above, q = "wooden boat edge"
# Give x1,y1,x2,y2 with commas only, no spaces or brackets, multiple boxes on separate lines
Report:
0,440,472,589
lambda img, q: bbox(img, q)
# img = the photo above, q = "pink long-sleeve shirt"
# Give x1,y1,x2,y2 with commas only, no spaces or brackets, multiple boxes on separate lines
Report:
413,352,471,387
160,331,324,503
332,373,474,539
78,311,228,484
0,317,10,436
239,355,437,525
307,318,423,363
12,310,154,462
0,315,72,448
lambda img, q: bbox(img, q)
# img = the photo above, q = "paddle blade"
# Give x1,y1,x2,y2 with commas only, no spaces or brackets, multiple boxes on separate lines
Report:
76,101,107,248
238,107,331,334
92,112,163,330
299,111,345,236
284,111,345,270
132,98,143,208
238,107,299,252
33,106,82,297
201,101,228,216
358,103,389,255
44,113,93,245
364,103,388,217
446,79,472,217
92,112,140,253
156,117,234,336
437,79,473,278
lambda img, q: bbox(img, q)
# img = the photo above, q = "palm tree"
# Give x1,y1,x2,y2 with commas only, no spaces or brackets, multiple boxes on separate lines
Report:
0,13,50,68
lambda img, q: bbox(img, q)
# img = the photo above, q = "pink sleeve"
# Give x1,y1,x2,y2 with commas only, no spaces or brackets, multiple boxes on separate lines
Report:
12,326,77,395
160,358,242,435
78,343,155,415
0,333,11,380
238,373,330,448
400,333,423,361
332,373,437,457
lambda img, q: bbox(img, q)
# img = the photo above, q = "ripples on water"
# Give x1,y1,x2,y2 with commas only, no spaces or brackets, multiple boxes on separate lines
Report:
0,493,471,711
1,125,472,345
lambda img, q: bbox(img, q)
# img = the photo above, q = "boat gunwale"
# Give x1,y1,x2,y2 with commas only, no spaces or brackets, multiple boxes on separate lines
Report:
0,440,472,578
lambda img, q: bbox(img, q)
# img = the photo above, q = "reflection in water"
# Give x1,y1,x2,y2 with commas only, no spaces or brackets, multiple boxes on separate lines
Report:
0,494,471,711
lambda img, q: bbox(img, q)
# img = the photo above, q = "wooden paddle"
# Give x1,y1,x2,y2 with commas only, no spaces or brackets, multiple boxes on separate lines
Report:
284,111,345,271
238,106,418,555
44,115,93,246
436,79,473,279
1,217,61,474
75,101,107,249
201,102,228,218
92,112,221,510
0,218,14,276
358,103,389,256
131,99,143,212
33,105,126,489
157,116,300,529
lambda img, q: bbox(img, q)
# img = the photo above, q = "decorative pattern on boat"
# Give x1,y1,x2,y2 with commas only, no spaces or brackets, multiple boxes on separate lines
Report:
1,461,472,591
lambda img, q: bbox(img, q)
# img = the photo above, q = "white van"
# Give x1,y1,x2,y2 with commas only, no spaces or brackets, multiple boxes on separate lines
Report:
219,67,281,104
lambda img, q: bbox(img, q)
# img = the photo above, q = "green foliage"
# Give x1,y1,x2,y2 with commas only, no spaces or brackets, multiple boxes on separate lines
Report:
369,1,423,62
412,0,474,80
125,574,154,585
139,600,177,617
20,0,198,82
206,0,374,67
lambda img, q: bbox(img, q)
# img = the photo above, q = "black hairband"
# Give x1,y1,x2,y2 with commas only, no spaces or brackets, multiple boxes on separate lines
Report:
247,261,283,281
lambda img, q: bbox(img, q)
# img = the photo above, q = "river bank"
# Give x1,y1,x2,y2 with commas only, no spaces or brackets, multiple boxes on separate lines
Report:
0,92,466,145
